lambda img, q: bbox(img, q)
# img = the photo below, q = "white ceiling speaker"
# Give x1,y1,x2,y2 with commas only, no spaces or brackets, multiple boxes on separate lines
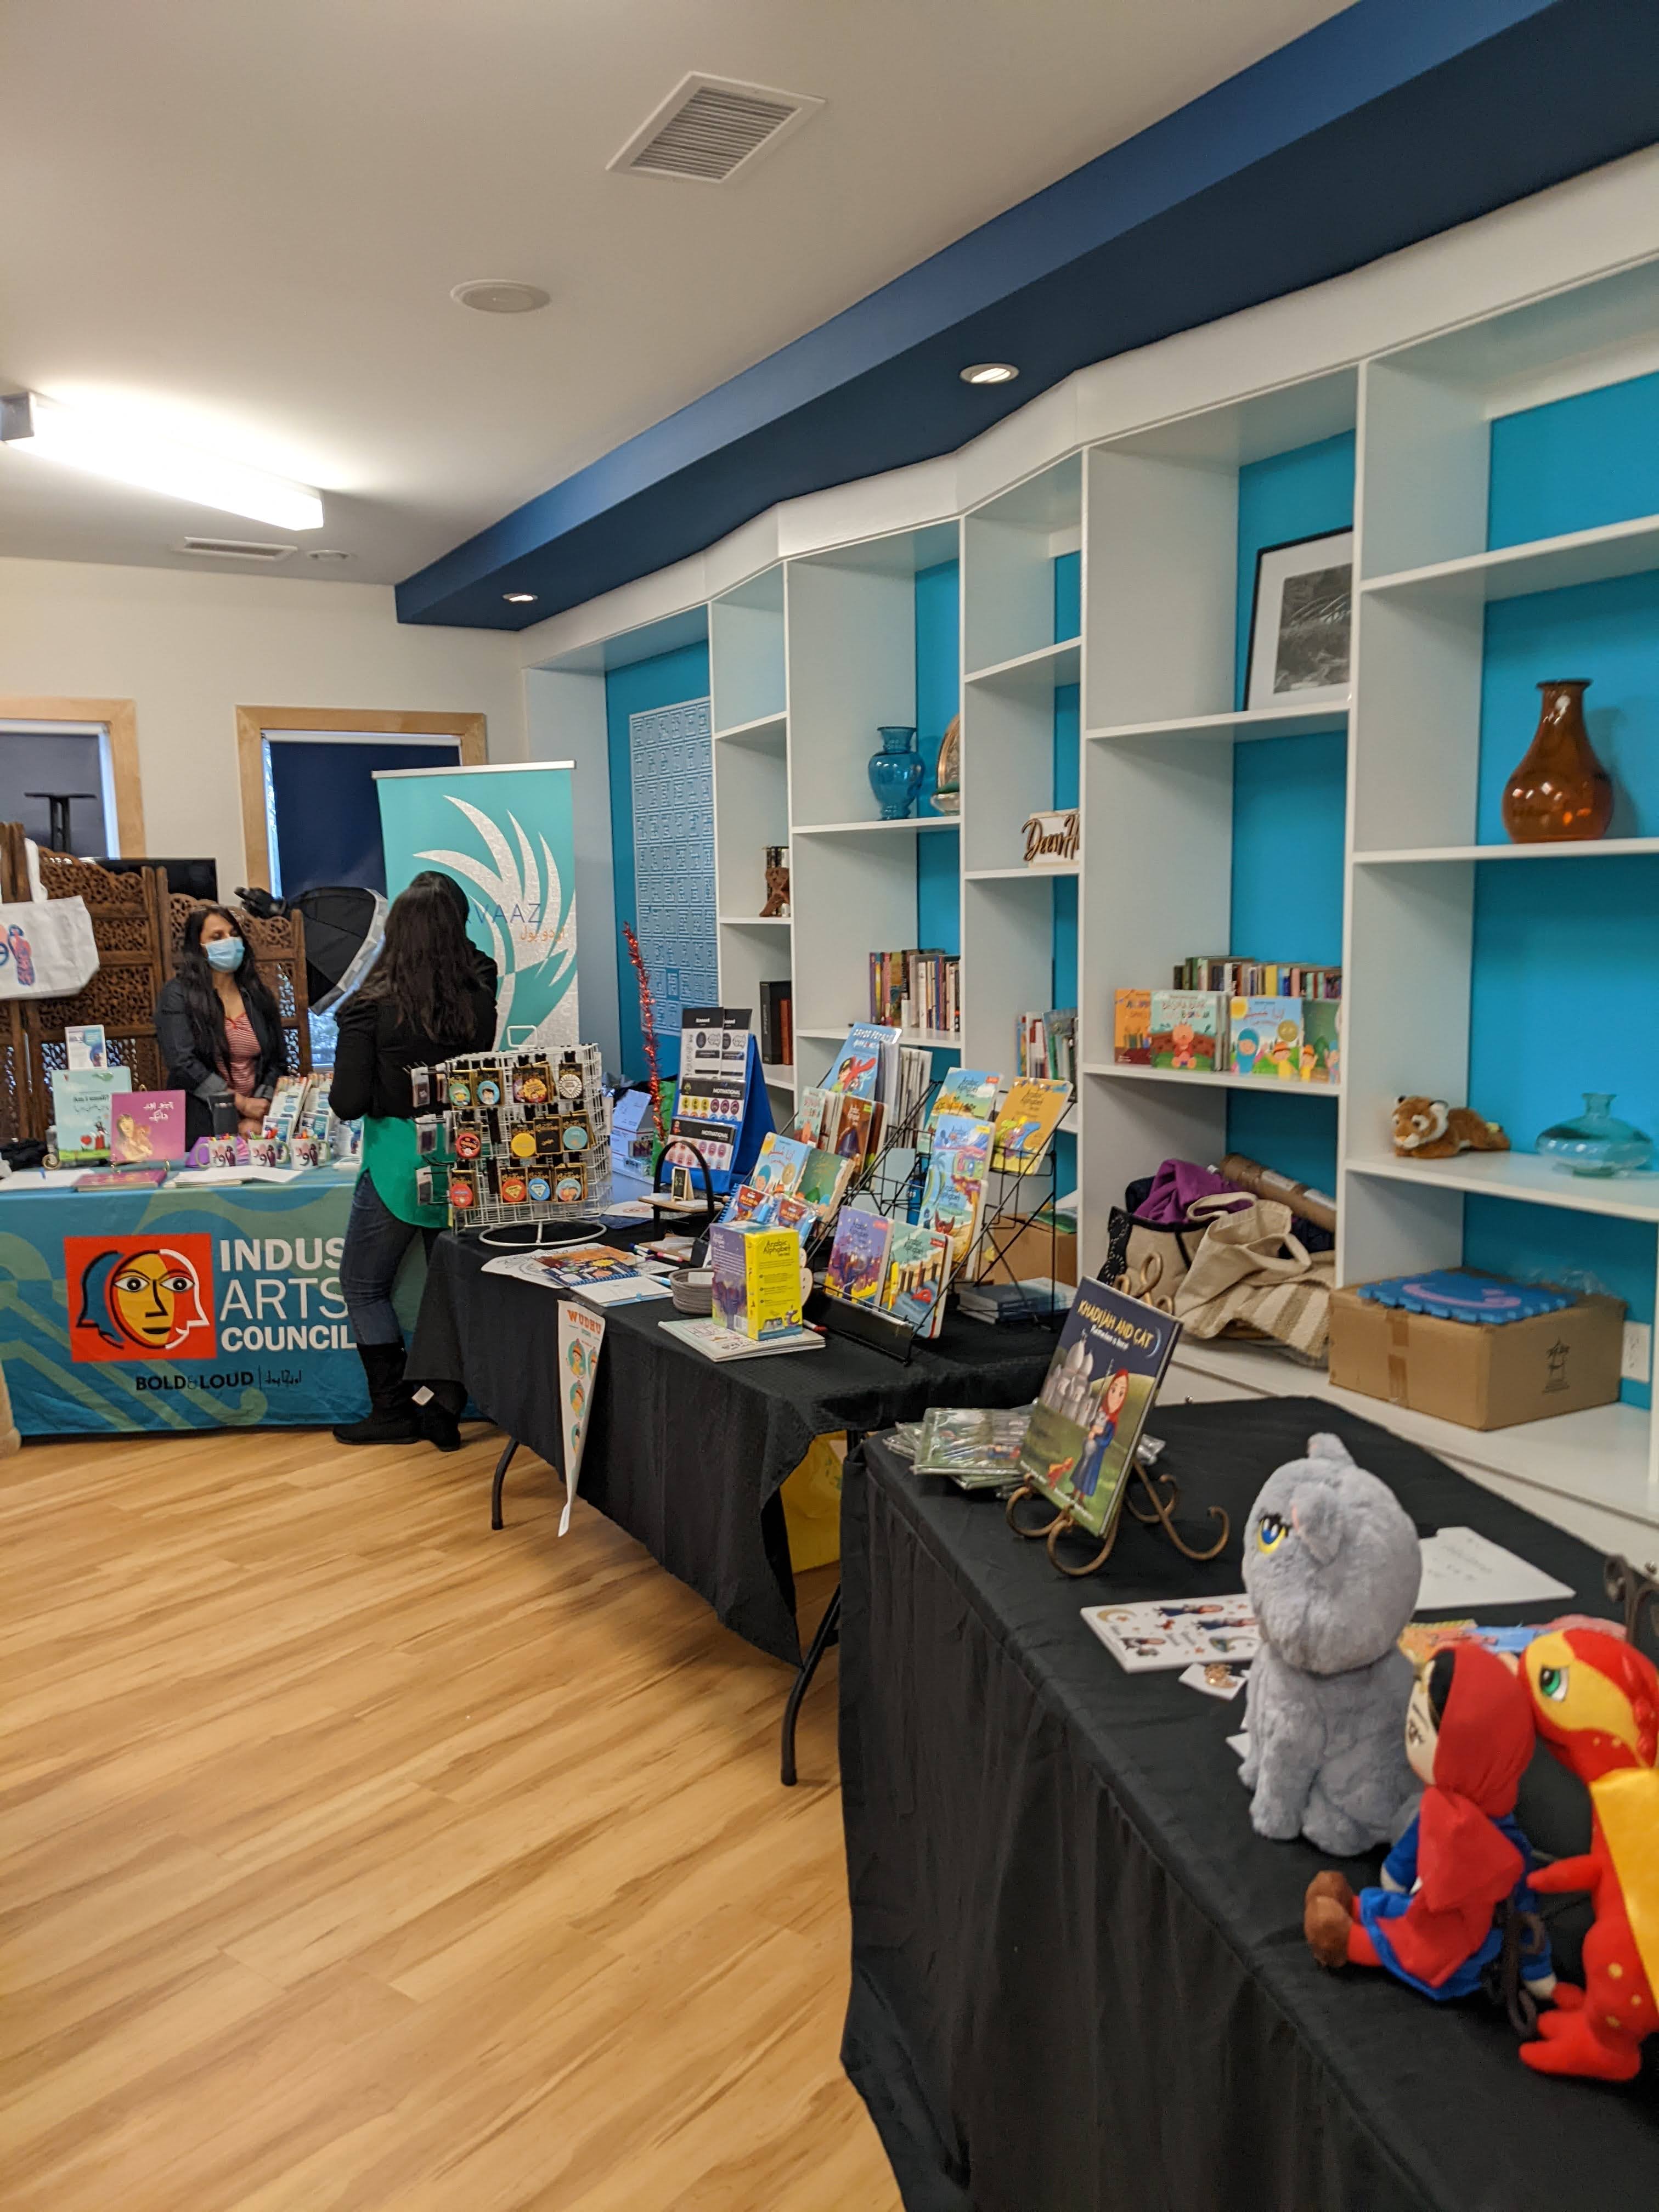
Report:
450,281,551,314
177,536,296,562
610,74,823,184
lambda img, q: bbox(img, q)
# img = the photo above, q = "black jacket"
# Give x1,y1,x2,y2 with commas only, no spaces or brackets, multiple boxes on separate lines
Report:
328,974,496,1123
155,975,286,1145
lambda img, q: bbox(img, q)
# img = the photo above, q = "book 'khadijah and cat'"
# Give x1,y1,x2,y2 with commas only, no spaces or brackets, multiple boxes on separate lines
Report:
1020,1280,1182,1539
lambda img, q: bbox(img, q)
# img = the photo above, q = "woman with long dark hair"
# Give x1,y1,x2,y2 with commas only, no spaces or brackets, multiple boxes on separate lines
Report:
328,873,495,1447
155,906,285,1145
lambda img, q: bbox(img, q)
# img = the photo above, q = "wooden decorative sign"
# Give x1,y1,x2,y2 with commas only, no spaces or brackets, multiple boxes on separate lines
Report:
1022,809,1081,867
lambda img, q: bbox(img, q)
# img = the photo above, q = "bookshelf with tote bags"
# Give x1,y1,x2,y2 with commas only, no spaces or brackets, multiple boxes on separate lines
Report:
541,246,1659,1560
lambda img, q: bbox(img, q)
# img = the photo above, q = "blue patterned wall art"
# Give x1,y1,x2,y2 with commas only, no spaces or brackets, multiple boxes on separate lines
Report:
628,697,717,1037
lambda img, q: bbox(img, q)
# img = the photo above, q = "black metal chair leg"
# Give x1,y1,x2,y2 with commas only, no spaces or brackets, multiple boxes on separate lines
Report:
490,1436,520,1530
781,1583,842,1787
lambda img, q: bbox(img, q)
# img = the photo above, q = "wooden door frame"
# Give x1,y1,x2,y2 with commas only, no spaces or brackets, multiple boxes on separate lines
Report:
0,695,146,857
235,706,488,891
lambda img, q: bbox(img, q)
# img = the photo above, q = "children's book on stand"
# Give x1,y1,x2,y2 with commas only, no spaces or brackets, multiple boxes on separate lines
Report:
881,1222,951,1337
919,1113,991,1274
825,1207,892,1303
50,1065,132,1164
1017,1280,1182,1539
990,1079,1070,1174
929,1068,998,1127
110,1090,188,1164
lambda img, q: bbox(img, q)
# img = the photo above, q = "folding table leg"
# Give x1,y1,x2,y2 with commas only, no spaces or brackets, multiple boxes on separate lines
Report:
781,1584,841,1787
490,1436,520,1531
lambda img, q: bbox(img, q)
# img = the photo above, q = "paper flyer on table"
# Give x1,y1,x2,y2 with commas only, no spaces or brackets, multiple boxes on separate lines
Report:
556,1299,606,1537
1413,1526,1573,1612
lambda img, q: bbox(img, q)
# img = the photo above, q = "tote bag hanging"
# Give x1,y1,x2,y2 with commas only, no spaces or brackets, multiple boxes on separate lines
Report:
0,896,99,1000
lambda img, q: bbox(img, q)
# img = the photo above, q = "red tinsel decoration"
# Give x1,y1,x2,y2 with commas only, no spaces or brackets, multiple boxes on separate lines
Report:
622,923,668,1143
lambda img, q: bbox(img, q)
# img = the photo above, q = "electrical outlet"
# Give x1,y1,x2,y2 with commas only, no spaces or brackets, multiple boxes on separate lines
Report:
1621,1319,1652,1386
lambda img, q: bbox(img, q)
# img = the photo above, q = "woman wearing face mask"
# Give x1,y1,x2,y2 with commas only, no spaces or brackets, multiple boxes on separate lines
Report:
155,906,285,1144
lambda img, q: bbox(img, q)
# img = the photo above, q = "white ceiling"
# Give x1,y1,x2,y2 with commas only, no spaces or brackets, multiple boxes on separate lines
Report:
0,0,1348,589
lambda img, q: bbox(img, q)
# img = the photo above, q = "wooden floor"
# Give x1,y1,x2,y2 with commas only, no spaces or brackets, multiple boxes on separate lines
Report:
0,1424,900,2211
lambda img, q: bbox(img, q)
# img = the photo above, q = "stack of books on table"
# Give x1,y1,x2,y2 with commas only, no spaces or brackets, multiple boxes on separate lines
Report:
955,1278,1071,1325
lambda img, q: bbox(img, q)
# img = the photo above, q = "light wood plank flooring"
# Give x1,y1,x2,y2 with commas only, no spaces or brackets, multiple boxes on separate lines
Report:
0,1425,899,2211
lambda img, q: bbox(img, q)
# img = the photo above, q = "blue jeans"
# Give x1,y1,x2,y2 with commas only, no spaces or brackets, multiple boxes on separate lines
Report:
340,1171,438,1348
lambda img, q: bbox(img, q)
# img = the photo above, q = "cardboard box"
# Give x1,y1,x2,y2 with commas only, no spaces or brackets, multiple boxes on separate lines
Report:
975,1211,1078,1287
1328,1278,1626,1431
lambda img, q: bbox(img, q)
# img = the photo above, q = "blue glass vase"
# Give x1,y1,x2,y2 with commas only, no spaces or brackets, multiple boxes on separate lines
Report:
1536,1092,1654,1177
867,725,922,820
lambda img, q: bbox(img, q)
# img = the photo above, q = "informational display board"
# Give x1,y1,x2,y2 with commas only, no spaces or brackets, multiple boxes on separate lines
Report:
0,1168,419,1434
376,760,578,1052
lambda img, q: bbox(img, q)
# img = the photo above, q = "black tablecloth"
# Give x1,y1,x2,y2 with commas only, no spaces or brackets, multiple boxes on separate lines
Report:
409,1231,1058,1665
839,1396,1658,2212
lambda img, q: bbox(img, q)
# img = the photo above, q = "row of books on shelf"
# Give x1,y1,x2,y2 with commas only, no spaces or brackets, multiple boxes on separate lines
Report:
869,948,961,1036
1171,955,1341,999
1015,1008,1075,1085
1114,989,1341,1083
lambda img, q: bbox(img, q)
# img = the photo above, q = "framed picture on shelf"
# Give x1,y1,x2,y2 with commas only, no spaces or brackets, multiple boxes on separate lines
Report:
1245,529,1353,711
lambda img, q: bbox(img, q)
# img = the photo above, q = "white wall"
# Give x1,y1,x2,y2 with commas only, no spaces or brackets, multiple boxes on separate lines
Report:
0,557,526,894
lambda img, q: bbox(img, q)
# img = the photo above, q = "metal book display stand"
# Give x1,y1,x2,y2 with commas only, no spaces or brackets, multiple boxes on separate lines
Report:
1004,1451,1230,1578
955,1139,1068,1331
803,1077,942,1364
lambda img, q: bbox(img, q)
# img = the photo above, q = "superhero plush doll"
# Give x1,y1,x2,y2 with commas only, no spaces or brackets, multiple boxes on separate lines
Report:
1304,1640,1555,2001
1520,1626,1659,2083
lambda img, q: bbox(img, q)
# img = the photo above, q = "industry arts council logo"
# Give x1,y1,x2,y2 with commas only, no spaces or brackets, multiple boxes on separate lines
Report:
65,1233,216,1364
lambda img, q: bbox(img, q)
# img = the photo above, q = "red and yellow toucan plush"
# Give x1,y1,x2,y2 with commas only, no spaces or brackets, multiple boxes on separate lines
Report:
1521,1627,1659,2082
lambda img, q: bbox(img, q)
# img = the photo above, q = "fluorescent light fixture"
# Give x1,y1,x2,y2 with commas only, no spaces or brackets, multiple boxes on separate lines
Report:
0,391,324,532
504,591,538,603
960,362,1019,386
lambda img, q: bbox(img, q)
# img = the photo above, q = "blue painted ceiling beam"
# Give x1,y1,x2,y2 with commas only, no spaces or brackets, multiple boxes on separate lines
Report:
397,0,1659,630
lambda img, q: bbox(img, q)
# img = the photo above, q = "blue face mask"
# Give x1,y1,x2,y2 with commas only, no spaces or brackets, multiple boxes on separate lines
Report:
205,937,245,973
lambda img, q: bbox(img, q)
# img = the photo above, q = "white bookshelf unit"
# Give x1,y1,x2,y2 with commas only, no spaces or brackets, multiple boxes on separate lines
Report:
540,250,1659,1554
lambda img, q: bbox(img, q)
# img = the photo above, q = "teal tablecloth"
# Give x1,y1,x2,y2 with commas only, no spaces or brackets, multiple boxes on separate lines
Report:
0,1164,410,1434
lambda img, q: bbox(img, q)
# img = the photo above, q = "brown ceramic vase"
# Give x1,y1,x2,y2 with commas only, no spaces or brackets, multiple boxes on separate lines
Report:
1500,678,1613,843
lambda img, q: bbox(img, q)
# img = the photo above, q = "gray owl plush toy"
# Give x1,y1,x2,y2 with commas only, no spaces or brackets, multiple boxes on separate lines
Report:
1240,1432,1420,1856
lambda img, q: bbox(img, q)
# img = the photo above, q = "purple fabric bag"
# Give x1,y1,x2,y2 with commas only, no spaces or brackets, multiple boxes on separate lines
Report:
1137,1158,1249,1227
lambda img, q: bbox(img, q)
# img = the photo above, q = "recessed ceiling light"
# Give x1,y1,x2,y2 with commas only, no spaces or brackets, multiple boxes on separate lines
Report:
961,362,1019,386
1,390,323,531
452,280,551,315
504,591,538,603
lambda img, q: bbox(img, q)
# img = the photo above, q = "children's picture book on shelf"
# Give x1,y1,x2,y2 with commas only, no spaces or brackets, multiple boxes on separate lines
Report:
919,1125,989,1272
1018,1281,1181,1539
822,1024,898,1099
930,1068,998,1127
49,1065,132,1163
1081,1595,1261,1672
989,1077,1070,1174
1301,998,1340,1084
827,1093,881,1172
1113,989,1152,1066
825,1207,892,1304
110,1090,189,1163
915,1406,1034,1491
1229,996,1303,1080
795,1146,852,1215
879,1223,951,1337
1148,990,1226,1073
748,1132,810,1196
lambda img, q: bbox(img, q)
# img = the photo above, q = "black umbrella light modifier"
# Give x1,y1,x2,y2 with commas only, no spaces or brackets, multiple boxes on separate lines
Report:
236,884,388,1011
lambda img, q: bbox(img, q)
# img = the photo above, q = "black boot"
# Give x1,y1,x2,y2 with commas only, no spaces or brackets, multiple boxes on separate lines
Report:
333,1342,422,1445
413,1380,463,1454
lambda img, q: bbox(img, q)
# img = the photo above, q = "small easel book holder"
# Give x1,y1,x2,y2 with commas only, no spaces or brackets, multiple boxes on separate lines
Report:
1005,1453,1230,1578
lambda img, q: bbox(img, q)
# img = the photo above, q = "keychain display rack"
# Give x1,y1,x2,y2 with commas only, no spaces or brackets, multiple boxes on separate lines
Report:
414,1041,611,1239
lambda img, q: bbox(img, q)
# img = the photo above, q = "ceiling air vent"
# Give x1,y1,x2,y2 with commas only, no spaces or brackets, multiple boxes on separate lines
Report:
178,535,296,563
609,74,823,184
